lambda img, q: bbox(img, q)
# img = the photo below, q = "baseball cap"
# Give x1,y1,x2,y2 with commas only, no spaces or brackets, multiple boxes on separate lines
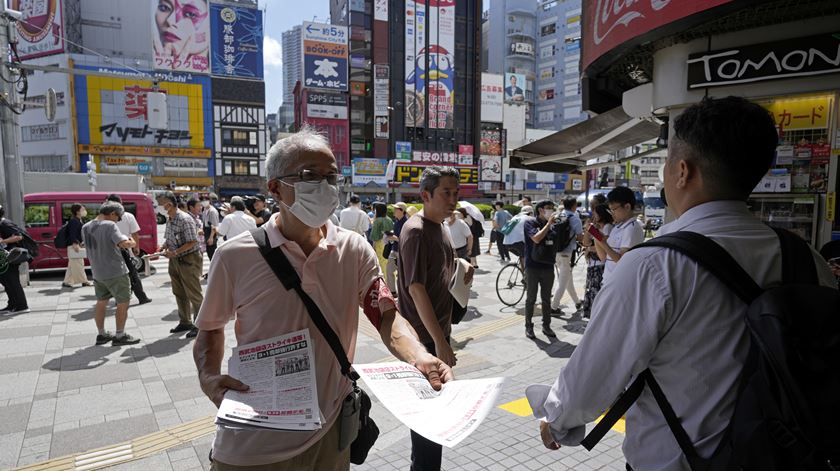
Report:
393,202,408,211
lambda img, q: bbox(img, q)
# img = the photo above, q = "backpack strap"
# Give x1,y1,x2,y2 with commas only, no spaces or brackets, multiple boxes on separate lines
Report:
249,227,359,382
771,227,818,285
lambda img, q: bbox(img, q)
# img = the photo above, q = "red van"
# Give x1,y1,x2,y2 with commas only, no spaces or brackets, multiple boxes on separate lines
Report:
23,192,159,271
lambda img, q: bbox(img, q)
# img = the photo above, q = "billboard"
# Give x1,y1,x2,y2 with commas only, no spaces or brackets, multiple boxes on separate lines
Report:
302,22,348,91
152,0,211,73
395,141,412,160
11,0,64,60
405,0,455,129
504,73,526,103
74,66,212,156
480,73,504,123
353,158,388,186
210,4,264,79
583,0,732,71
393,164,478,187
374,64,389,117
480,128,502,156
479,155,503,182
306,92,347,120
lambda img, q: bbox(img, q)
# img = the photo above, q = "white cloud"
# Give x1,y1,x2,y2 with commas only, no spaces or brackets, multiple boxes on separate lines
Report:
264,36,282,67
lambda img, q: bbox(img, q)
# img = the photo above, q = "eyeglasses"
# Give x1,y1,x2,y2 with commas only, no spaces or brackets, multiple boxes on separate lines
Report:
276,169,344,185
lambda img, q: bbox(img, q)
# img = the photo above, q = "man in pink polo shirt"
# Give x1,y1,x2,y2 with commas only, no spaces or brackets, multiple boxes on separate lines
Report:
193,126,453,470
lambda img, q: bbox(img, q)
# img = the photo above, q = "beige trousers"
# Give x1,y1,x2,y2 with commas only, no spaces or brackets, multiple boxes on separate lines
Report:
63,258,88,285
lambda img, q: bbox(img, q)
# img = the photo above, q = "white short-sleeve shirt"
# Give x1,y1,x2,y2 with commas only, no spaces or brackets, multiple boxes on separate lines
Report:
115,211,141,237
603,218,644,281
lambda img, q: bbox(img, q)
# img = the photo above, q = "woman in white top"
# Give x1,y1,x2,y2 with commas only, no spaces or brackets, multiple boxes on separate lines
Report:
580,204,614,318
445,211,473,261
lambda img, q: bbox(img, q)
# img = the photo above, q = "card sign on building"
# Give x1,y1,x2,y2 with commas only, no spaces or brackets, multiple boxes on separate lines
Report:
302,22,349,91
210,5,264,79
307,92,348,120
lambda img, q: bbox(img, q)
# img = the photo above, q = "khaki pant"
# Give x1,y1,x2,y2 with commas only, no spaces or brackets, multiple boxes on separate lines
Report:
385,254,398,294
210,417,349,471
168,251,203,326
63,258,88,285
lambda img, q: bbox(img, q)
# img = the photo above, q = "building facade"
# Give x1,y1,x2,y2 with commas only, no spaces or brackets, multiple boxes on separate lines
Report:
281,25,303,108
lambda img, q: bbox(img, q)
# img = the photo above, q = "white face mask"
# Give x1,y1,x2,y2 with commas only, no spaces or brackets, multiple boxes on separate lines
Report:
79,209,87,218
201,200,210,208
281,180,339,228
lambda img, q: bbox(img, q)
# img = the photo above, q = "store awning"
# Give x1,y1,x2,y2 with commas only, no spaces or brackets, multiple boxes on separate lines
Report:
510,106,661,172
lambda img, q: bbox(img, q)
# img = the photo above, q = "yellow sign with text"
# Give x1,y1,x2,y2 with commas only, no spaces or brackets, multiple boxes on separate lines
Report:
78,144,211,158
827,192,836,223
760,96,831,131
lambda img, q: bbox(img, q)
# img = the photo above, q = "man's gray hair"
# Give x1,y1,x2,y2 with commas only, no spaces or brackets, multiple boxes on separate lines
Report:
99,201,124,217
265,124,332,180
419,166,460,195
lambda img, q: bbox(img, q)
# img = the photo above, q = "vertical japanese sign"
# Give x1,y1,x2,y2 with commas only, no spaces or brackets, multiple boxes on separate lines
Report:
480,73,504,123
374,64,390,139
11,0,64,60
405,0,455,129
210,5,264,79
152,0,211,73
405,0,424,127
302,22,348,91
374,0,388,21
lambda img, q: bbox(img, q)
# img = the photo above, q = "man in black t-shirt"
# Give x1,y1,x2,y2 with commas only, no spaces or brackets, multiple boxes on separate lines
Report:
523,200,558,339
247,194,272,227
0,205,29,313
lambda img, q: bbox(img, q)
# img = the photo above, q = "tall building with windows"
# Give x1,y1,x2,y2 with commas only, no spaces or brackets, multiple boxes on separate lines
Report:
281,25,303,108
487,0,538,127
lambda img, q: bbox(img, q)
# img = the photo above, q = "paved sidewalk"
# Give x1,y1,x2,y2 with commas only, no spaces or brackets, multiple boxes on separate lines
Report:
0,225,626,470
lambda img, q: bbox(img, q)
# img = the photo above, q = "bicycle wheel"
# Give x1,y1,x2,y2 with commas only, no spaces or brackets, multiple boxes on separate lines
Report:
496,263,526,307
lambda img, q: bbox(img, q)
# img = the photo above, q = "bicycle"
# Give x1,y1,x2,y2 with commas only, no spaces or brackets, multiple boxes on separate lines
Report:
496,255,526,307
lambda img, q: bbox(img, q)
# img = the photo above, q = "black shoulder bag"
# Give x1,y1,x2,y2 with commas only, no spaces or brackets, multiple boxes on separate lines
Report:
250,228,379,465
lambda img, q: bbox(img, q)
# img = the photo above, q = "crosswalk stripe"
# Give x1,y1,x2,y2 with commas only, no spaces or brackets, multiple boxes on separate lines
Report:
497,397,626,434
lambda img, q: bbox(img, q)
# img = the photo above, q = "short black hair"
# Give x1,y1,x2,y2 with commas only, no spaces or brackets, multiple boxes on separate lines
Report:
494,200,504,209
607,187,636,207
562,196,577,210
349,195,361,205
106,194,122,204
592,204,614,225
534,199,555,213
419,166,460,196
254,194,266,202
592,193,607,205
187,198,199,209
157,191,177,205
673,96,777,199
373,202,387,218
71,203,84,216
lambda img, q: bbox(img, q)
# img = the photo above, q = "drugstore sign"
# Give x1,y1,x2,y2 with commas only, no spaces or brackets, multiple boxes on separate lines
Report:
392,164,478,187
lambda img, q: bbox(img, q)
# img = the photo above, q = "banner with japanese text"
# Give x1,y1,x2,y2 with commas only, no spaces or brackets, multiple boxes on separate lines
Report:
210,4,263,79
302,22,348,91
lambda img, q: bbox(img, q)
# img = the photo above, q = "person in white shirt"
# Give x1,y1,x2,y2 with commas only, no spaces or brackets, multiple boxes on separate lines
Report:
217,196,257,242
445,210,473,260
551,196,584,314
595,186,644,283
502,205,533,259
106,194,151,304
527,96,836,470
339,195,370,236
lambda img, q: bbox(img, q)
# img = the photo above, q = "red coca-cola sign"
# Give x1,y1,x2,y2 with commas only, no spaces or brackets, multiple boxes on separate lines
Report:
583,0,733,71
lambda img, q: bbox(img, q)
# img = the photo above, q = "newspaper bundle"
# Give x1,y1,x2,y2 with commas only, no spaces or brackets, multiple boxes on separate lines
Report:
355,361,505,447
215,329,323,431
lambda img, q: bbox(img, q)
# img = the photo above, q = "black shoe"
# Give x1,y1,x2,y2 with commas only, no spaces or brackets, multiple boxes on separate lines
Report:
95,332,114,345
137,297,152,305
525,326,536,339
542,326,557,338
170,323,193,333
0,305,13,313
186,327,199,338
575,301,583,311
112,333,141,346
11,307,29,314
550,308,563,315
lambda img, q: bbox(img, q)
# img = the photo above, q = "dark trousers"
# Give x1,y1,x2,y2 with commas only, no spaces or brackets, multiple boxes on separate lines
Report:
493,230,510,260
525,266,554,328
410,339,447,471
120,249,148,301
204,228,216,261
0,263,27,310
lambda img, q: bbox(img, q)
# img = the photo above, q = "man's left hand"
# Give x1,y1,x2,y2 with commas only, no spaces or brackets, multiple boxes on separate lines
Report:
464,264,475,285
164,250,176,259
413,352,454,391
540,421,560,450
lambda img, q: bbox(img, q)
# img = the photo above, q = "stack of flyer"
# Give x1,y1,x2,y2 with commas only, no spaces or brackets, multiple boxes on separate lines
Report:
215,329,323,431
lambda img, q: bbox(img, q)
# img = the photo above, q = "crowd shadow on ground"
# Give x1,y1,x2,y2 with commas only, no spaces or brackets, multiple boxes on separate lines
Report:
120,336,193,363
42,345,121,371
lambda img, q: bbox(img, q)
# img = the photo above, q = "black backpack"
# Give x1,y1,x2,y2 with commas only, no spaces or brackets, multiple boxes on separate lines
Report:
0,219,39,260
552,213,574,252
54,222,70,249
582,229,840,471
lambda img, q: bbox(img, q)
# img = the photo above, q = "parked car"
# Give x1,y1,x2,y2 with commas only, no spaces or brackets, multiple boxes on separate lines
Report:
23,192,159,272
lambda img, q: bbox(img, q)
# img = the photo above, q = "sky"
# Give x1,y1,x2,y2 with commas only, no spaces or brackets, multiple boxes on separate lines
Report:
261,0,330,115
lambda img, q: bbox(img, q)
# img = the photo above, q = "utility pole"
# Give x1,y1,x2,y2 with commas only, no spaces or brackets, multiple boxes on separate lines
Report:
0,6,24,225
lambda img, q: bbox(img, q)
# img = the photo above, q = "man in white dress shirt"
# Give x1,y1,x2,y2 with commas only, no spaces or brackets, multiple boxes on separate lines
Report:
527,96,836,470
106,194,151,304
339,195,370,236
216,196,256,242
595,186,644,283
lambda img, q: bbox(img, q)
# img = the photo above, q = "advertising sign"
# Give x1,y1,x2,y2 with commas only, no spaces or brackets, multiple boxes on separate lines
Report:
393,164,478,187
687,33,840,89
374,64,390,117
405,0,455,129
152,0,211,73
374,0,388,21
412,150,466,165
302,22,349,91
375,116,389,139
11,0,64,59
760,96,830,132
480,73,504,123
395,141,412,160
74,66,212,153
306,92,348,120
210,4,264,79
480,128,502,156
458,145,474,166
504,73,526,103
353,158,389,186
583,0,732,71
479,155,503,182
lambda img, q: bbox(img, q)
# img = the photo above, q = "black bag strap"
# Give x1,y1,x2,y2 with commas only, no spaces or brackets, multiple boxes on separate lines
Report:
250,227,359,382
771,227,818,285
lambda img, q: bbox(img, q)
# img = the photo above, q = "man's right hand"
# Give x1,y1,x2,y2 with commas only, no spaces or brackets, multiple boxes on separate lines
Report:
435,340,457,367
199,374,249,408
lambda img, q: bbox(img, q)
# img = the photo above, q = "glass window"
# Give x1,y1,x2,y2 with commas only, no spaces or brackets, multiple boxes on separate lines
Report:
250,161,259,176
249,131,257,146
24,203,52,228
60,202,137,225
222,128,258,147
223,159,259,176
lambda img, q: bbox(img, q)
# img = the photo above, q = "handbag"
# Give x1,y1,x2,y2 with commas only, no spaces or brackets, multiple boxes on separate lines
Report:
250,228,379,465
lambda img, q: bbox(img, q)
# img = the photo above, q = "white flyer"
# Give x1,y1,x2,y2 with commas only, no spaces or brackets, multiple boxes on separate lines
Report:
355,362,505,447
215,329,322,431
